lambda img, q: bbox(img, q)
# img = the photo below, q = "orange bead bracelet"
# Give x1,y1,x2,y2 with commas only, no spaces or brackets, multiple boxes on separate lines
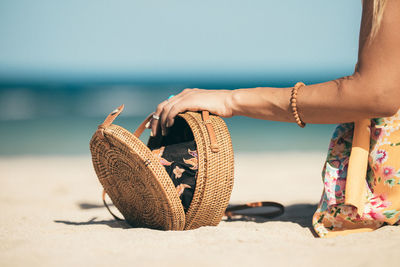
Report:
290,82,306,128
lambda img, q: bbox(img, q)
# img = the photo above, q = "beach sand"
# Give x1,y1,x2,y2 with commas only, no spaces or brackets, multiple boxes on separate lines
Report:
1,152,399,267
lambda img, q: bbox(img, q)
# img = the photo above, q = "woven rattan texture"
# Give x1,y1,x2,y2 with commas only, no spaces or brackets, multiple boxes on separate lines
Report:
90,125,186,230
90,110,234,231
179,112,234,230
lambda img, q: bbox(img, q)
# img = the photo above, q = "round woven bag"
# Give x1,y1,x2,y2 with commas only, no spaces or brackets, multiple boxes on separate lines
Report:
90,104,234,230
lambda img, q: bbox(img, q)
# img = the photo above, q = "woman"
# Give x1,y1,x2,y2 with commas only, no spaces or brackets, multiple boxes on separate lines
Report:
150,0,400,237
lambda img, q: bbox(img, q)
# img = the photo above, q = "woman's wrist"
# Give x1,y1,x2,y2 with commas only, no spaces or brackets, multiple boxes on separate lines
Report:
227,88,247,117
227,86,294,122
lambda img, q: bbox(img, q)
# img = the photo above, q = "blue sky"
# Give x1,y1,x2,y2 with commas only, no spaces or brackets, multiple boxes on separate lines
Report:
0,0,362,81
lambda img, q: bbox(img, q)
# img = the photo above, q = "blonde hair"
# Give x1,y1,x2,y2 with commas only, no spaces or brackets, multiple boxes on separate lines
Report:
369,0,387,41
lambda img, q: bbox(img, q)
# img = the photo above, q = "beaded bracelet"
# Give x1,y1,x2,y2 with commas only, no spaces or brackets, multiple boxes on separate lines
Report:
290,82,306,128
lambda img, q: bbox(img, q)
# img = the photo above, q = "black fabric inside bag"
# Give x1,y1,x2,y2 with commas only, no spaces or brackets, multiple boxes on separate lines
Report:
148,117,198,212
150,141,198,212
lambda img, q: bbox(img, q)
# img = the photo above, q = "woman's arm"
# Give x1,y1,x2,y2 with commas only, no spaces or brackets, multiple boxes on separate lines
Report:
231,0,400,124
151,0,400,136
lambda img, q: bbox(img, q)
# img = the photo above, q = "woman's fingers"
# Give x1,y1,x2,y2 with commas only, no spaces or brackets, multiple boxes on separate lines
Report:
161,89,198,134
160,104,183,135
151,88,196,136
159,103,171,136
165,103,188,131
151,100,168,136
159,95,184,135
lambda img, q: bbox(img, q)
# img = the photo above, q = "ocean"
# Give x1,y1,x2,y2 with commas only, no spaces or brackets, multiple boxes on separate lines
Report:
0,79,336,156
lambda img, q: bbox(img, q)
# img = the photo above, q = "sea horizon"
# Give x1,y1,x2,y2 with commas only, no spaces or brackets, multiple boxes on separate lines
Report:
0,77,337,156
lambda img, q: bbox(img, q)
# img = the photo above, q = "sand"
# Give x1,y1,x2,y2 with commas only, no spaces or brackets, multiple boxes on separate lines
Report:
1,152,399,267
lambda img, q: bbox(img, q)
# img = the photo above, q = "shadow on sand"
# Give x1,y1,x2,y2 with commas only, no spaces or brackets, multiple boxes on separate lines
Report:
223,203,318,228
54,202,318,233
54,202,130,229
54,216,131,229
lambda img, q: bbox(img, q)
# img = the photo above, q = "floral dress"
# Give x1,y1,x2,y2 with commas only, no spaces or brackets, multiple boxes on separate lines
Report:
313,108,400,237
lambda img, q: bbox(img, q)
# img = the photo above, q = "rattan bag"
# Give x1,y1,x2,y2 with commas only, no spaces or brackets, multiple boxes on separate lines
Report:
90,104,235,230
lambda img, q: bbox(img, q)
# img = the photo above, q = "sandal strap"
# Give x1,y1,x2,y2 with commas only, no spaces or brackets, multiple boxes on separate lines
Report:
224,201,285,219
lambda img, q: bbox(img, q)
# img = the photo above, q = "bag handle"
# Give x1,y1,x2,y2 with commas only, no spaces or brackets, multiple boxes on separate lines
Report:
102,190,284,222
94,104,125,149
201,111,219,153
133,110,219,153
102,190,124,221
96,105,219,153
132,113,155,138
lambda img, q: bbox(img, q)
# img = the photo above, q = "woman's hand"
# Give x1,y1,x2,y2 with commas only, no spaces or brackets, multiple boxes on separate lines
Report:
149,88,234,136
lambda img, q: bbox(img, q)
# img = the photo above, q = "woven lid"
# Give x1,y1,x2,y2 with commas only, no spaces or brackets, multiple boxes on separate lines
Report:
90,105,234,230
